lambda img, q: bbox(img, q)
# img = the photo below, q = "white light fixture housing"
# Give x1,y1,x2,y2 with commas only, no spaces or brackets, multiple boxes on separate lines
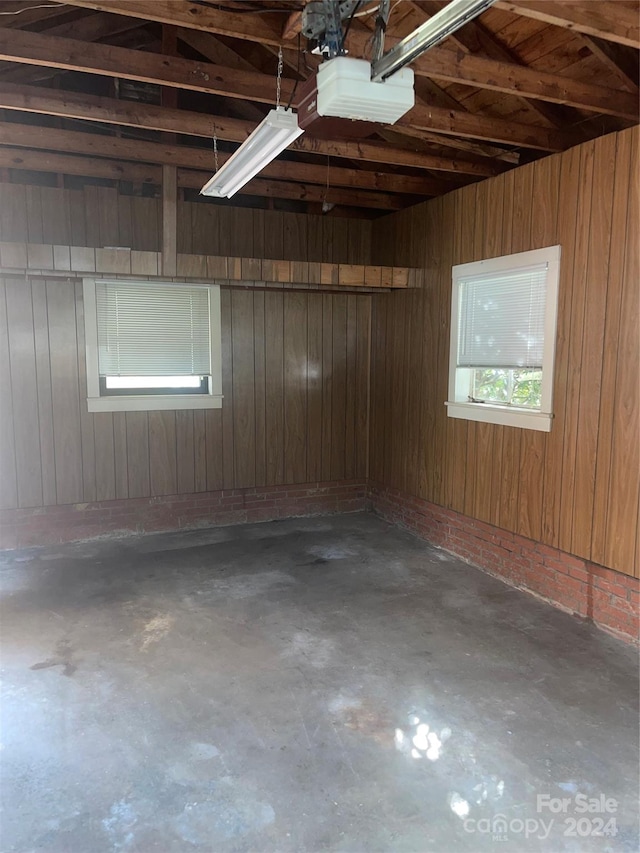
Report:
317,56,414,124
200,108,303,199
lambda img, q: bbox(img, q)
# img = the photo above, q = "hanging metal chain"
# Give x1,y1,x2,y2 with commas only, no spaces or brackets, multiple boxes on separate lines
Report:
213,127,219,173
276,45,283,109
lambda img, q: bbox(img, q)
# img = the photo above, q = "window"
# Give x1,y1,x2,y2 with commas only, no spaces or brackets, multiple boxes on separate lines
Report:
83,278,222,412
447,245,560,431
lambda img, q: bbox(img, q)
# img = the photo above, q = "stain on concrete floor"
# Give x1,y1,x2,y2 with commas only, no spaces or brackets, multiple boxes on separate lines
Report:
0,513,638,852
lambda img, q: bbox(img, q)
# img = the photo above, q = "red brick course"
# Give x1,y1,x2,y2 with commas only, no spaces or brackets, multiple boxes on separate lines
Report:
368,482,640,645
1,476,636,645
0,481,367,550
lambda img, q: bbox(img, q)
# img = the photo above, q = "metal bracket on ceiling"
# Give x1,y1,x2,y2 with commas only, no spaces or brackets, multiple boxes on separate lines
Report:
301,0,362,58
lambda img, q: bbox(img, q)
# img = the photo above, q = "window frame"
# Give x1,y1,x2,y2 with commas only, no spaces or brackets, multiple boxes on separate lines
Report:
83,277,223,413
446,245,561,432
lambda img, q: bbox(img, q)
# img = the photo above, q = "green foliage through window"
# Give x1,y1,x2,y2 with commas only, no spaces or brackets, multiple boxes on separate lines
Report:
471,368,542,409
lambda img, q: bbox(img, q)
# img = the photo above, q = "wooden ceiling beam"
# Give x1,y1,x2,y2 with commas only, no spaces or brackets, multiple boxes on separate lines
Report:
410,0,579,131
0,120,456,197
402,42,638,120
0,75,563,168
581,35,640,92
0,32,504,175
0,11,146,84
0,30,588,152
404,104,576,151
56,0,639,118
494,1,640,49
0,145,404,210
0,2,73,30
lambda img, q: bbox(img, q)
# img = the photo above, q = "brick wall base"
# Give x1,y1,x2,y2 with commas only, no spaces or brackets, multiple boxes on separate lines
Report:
2,478,637,644
368,482,640,645
0,480,367,550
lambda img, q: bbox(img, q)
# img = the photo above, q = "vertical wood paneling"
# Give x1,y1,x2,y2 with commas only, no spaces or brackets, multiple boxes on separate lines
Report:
472,182,492,523
41,187,70,246
253,291,267,488
0,280,18,509
113,412,128,499
6,186,372,264
284,293,308,483
220,288,235,489
74,281,97,503
331,294,347,481
321,294,333,481
5,279,42,508
47,279,83,505
345,296,357,480
68,189,87,246
570,134,617,557
590,130,633,566
94,413,116,502
231,290,256,488
31,280,57,506
558,141,595,553
307,294,323,482
149,411,177,496
370,125,639,577
205,409,224,492
193,410,207,493
605,128,639,575
265,291,285,485
126,412,150,499
26,187,44,243
355,295,371,481
541,146,580,549
368,293,386,484
176,410,195,495
517,156,560,542
0,184,28,242
2,187,369,531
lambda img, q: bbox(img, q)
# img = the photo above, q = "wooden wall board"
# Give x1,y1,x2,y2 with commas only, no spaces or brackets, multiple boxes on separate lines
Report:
369,125,639,577
46,277,83,505
0,279,18,510
0,280,367,510
5,276,42,508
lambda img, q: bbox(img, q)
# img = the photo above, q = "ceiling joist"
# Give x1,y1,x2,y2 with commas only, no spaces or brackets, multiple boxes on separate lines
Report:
0,145,405,210
0,121,457,206
51,1,639,119
0,27,603,154
494,1,640,49
0,84,461,195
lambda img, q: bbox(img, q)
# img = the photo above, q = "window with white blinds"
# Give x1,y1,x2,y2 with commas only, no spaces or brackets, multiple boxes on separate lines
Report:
457,264,547,369
447,246,561,432
96,281,211,377
83,278,222,413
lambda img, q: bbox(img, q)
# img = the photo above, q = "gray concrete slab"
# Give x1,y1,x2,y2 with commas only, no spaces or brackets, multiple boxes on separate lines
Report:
0,512,637,853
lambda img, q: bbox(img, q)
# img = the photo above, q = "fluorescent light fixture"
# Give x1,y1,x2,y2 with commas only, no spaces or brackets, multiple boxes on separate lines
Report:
371,0,496,82
200,108,303,199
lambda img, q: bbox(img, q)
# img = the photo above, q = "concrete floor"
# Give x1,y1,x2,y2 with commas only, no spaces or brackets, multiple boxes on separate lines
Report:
0,513,638,853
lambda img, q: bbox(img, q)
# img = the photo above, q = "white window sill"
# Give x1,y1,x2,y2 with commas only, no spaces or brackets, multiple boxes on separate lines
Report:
87,395,223,413
446,401,552,432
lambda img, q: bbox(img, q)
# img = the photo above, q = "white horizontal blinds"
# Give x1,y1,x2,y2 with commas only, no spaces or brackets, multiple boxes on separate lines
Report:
96,281,211,377
457,263,548,369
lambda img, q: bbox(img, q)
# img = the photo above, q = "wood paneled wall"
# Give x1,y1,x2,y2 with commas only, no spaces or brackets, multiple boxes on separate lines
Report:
0,184,372,263
369,126,639,578
0,276,370,509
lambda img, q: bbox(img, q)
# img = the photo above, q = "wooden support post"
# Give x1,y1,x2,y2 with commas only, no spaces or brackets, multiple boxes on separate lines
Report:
162,163,177,277
161,24,178,275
